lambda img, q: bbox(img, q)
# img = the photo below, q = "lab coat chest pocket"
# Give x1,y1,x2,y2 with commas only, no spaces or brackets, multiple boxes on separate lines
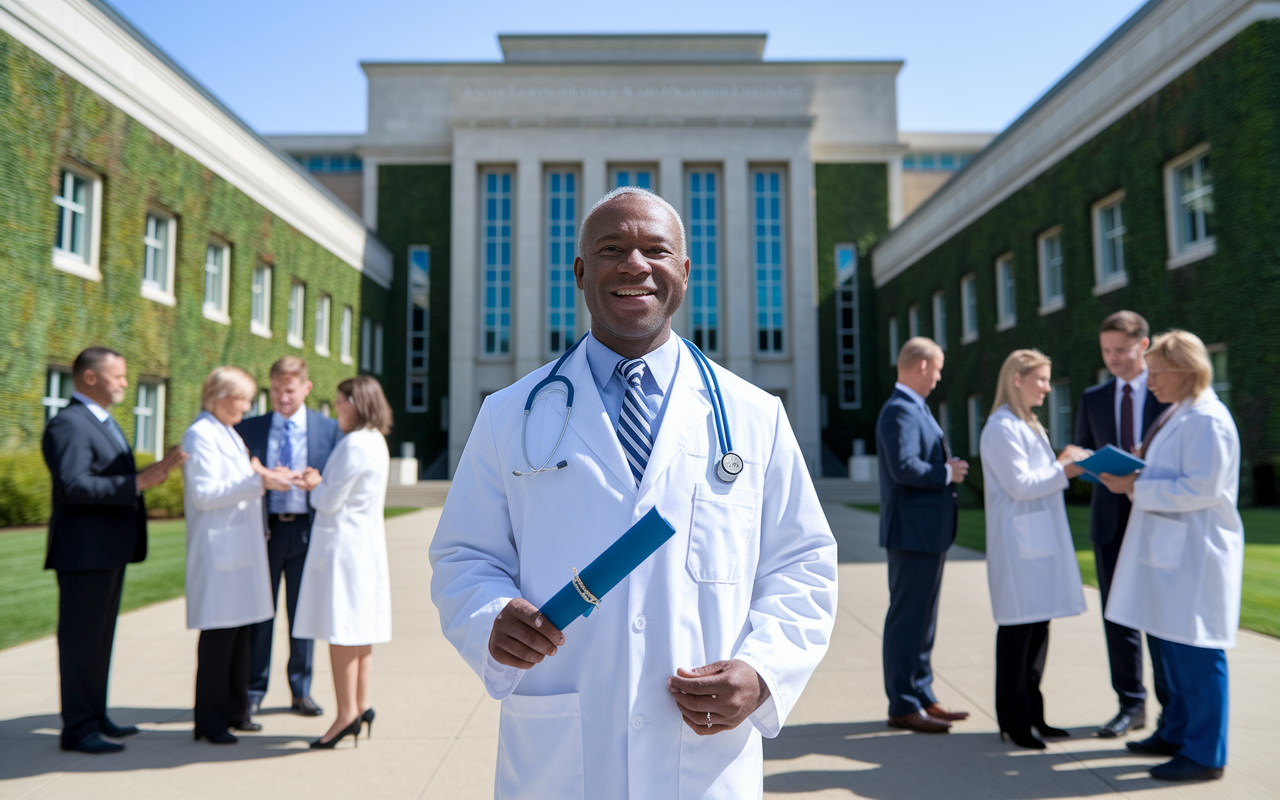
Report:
496,692,584,800
687,484,760,584
1141,513,1188,570
1011,510,1059,559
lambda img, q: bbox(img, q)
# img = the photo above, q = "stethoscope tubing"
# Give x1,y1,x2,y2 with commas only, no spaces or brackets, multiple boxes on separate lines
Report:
680,337,733,454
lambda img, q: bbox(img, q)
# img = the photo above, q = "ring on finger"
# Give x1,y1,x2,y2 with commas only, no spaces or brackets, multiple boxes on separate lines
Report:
705,712,712,728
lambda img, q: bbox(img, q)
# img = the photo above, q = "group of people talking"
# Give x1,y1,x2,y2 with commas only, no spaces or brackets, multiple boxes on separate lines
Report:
877,310,1242,783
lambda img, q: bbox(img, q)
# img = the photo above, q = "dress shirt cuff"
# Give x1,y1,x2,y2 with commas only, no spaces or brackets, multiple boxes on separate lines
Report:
482,652,525,700
749,693,781,738
944,463,953,484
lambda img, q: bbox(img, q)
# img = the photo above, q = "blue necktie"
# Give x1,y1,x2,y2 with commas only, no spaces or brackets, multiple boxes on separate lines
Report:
104,416,129,454
278,419,294,471
616,359,654,487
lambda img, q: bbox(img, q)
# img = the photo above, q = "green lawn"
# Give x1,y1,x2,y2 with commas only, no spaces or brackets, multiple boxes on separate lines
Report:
851,503,1280,639
0,507,426,651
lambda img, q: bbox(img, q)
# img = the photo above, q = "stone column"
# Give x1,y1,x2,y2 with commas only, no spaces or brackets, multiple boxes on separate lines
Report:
659,157,685,338
448,159,477,476
579,158,607,335
722,156,751,379
788,154,821,476
514,158,543,380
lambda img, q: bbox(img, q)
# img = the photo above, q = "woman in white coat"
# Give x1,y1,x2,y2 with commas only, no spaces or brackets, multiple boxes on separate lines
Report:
1100,330,1241,782
980,349,1090,749
183,367,297,744
293,375,392,749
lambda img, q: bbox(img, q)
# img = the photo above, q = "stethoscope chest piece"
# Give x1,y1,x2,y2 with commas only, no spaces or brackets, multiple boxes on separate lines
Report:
716,451,743,483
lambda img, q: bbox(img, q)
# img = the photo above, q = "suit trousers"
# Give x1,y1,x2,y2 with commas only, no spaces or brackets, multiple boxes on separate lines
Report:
248,515,314,704
995,621,1051,733
194,625,253,737
1094,532,1169,713
883,549,947,717
1152,637,1229,768
56,567,125,747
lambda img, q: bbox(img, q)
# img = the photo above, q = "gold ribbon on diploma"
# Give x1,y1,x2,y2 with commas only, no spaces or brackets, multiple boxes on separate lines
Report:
571,568,602,611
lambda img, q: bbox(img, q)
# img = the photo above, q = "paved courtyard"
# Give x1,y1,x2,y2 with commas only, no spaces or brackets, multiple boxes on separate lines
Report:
1,505,1275,799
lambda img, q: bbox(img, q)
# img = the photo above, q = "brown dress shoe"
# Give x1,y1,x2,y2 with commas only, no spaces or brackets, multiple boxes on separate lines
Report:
924,703,970,722
888,710,952,733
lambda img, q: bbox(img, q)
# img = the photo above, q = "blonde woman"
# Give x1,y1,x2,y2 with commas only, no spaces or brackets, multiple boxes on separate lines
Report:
293,375,393,749
979,350,1090,749
1101,331,1241,782
183,367,297,744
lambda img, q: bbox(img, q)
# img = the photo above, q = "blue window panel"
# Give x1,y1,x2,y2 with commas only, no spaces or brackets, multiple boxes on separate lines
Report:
546,169,580,354
687,170,720,353
481,169,513,355
751,169,786,353
614,169,654,191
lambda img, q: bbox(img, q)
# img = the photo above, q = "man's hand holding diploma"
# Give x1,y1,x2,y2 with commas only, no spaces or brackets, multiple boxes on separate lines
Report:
489,598,566,669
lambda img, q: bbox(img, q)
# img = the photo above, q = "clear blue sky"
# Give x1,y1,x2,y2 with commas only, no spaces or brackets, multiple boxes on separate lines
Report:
110,0,1148,135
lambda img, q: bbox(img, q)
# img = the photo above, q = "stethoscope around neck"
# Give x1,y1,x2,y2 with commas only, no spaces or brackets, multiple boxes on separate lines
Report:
515,336,743,483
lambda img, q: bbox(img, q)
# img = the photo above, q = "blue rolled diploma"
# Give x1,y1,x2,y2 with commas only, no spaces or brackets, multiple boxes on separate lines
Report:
537,507,676,631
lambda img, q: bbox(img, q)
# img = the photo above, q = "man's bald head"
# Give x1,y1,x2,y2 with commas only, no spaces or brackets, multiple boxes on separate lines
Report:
578,187,686,261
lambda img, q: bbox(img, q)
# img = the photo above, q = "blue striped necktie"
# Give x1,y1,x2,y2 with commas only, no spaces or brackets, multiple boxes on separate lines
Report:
615,358,654,487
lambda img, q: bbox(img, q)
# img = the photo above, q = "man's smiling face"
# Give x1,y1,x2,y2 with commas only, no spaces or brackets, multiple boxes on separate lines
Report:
574,193,689,355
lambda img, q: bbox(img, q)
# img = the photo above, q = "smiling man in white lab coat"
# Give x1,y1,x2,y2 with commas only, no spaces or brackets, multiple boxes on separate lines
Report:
430,187,838,799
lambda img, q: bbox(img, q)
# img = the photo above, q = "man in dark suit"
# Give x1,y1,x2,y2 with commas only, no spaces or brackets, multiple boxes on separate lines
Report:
877,337,971,733
235,356,340,717
41,347,186,753
1074,310,1170,738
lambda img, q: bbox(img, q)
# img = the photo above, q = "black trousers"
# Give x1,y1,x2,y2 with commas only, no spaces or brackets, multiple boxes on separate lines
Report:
1095,533,1169,713
195,625,253,737
996,621,1051,733
248,515,314,704
56,567,125,747
883,549,948,717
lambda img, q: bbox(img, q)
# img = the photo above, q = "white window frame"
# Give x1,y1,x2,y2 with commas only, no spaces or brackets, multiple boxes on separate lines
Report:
1091,190,1128,295
315,294,331,357
1036,226,1064,315
361,316,373,371
544,168,580,357
888,315,899,365
610,164,658,192
42,367,74,421
834,243,860,410
340,305,353,364
907,304,920,339
373,322,384,376
687,167,722,355
994,253,1016,331
1048,378,1072,449
960,273,978,344
251,264,273,338
202,240,231,324
1164,143,1216,269
52,166,103,281
967,394,983,456
132,379,166,460
287,281,306,349
140,211,177,306
931,290,946,351
406,245,430,412
751,167,788,356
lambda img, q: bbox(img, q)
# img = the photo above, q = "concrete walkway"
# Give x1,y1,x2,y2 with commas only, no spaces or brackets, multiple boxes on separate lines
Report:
1,505,1276,799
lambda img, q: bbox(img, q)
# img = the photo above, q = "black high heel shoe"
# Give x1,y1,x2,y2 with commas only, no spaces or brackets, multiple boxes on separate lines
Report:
1000,728,1046,750
310,717,362,750
361,708,376,738
1035,722,1070,739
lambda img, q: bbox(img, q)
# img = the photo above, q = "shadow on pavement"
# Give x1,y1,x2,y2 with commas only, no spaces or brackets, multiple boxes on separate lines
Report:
764,721,1168,799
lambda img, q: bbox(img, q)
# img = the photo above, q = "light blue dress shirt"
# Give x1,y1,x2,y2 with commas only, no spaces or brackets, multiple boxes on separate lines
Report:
585,332,681,443
266,405,309,514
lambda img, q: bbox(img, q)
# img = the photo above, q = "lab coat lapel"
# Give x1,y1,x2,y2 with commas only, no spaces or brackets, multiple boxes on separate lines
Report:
560,342,636,492
638,347,711,495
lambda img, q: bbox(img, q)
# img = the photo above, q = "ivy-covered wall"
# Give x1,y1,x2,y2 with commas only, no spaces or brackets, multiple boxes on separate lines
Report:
375,164,452,473
815,163,889,468
0,28,383,454
875,21,1280,499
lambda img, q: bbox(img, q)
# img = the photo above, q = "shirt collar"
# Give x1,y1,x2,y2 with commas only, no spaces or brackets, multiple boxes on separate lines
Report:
71,391,111,422
1117,369,1148,393
272,404,308,430
585,330,680,396
894,382,929,409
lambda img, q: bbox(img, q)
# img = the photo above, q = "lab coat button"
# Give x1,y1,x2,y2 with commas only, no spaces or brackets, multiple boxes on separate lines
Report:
633,615,646,632
632,716,644,730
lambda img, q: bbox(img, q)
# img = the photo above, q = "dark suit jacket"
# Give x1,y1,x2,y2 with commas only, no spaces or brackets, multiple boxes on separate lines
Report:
1074,378,1168,545
42,399,147,571
876,388,958,552
235,408,340,529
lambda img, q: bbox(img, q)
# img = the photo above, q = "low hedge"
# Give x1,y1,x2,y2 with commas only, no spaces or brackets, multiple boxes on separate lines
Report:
0,449,184,527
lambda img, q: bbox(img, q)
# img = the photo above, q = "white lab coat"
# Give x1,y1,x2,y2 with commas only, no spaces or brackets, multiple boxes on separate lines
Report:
979,407,1086,626
293,428,392,646
430,335,838,800
182,412,274,631
1105,391,1244,649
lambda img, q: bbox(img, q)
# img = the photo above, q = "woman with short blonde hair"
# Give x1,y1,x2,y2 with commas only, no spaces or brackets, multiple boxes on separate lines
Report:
200,366,257,413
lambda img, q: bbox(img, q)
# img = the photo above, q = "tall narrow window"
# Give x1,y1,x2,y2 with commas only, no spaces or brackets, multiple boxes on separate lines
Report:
141,213,175,303
251,265,272,337
995,254,1016,330
361,316,373,371
407,246,430,411
932,290,947,350
888,315,899,365
287,281,306,348
1165,145,1215,267
53,170,91,270
1048,378,1072,448
688,169,720,353
611,166,655,191
203,242,231,323
340,306,353,364
481,170,512,355
752,169,786,353
315,294,331,357
834,243,860,409
43,367,74,421
1038,227,1064,313
133,380,165,459
967,394,983,456
960,274,978,343
1093,191,1126,290
373,323,384,376
908,305,920,339
545,170,578,355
